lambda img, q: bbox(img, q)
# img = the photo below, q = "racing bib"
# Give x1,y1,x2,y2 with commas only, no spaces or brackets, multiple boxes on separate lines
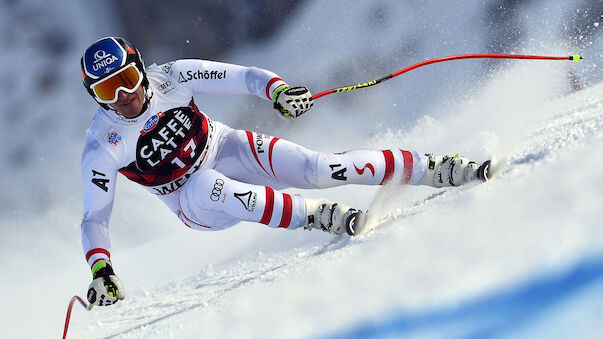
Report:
119,101,211,193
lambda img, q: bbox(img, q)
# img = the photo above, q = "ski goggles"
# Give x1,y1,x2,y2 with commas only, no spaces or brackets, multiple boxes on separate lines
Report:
89,63,143,104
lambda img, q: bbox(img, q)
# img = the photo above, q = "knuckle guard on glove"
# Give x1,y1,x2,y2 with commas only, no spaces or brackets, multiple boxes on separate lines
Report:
87,261,125,306
274,86,314,119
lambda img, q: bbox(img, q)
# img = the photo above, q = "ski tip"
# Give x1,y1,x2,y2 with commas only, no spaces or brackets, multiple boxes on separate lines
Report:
478,160,492,182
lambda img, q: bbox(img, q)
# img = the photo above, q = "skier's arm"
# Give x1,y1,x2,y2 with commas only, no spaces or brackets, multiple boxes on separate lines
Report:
81,138,117,268
164,59,313,118
165,59,287,100
81,138,125,306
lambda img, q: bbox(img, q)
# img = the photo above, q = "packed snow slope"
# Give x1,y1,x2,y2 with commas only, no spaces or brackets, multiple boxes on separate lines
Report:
1,1,601,339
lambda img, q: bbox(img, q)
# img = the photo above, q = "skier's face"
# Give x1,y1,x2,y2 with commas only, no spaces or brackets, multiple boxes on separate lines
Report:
109,85,145,118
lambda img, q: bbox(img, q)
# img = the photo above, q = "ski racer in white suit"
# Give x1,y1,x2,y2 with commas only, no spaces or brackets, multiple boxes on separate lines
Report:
80,37,487,306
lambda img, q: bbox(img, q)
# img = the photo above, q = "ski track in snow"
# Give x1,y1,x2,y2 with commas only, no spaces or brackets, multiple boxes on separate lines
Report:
76,83,603,338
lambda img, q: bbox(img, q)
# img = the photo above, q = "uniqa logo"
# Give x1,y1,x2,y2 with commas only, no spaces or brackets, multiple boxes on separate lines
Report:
92,49,119,72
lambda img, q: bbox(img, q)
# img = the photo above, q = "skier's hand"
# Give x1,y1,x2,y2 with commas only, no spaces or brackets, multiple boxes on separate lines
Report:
273,86,314,119
87,260,125,306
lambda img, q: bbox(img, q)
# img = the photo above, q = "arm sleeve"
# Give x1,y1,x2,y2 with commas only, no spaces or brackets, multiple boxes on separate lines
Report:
80,137,119,269
167,59,288,101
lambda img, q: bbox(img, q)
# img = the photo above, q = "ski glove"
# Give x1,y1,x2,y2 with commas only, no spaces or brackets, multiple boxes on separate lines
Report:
273,86,314,119
87,260,125,306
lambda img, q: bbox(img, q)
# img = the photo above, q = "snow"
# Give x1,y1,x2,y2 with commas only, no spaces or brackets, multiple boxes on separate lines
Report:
1,1,602,338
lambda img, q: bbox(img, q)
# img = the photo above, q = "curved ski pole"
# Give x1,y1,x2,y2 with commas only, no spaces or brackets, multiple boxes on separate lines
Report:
312,53,583,100
63,295,93,339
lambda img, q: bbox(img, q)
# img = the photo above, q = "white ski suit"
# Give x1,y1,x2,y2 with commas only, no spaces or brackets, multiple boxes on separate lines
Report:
81,59,427,268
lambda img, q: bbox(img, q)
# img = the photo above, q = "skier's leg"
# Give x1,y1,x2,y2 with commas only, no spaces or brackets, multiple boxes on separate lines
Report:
213,128,429,189
178,168,306,230
207,129,486,235
178,168,359,235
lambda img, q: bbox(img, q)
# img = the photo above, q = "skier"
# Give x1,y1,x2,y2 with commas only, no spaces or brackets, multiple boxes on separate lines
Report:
80,37,489,306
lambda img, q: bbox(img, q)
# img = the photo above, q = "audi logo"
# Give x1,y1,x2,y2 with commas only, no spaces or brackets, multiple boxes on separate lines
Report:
210,179,225,201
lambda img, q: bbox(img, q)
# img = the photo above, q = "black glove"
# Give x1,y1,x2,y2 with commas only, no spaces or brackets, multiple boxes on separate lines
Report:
273,86,314,119
87,260,125,306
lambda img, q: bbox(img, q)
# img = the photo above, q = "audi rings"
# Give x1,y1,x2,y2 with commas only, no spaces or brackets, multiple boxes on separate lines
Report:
210,179,225,201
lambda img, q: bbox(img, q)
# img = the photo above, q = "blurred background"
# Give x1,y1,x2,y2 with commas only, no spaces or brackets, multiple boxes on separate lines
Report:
1,0,600,224
0,1,601,338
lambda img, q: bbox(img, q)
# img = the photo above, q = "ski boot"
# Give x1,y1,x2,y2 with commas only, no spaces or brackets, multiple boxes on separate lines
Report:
303,198,364,236
423,154,491,188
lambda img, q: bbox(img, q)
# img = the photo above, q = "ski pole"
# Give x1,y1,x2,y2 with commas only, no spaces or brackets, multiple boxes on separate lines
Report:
63,295,93,339
311,53,583,100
